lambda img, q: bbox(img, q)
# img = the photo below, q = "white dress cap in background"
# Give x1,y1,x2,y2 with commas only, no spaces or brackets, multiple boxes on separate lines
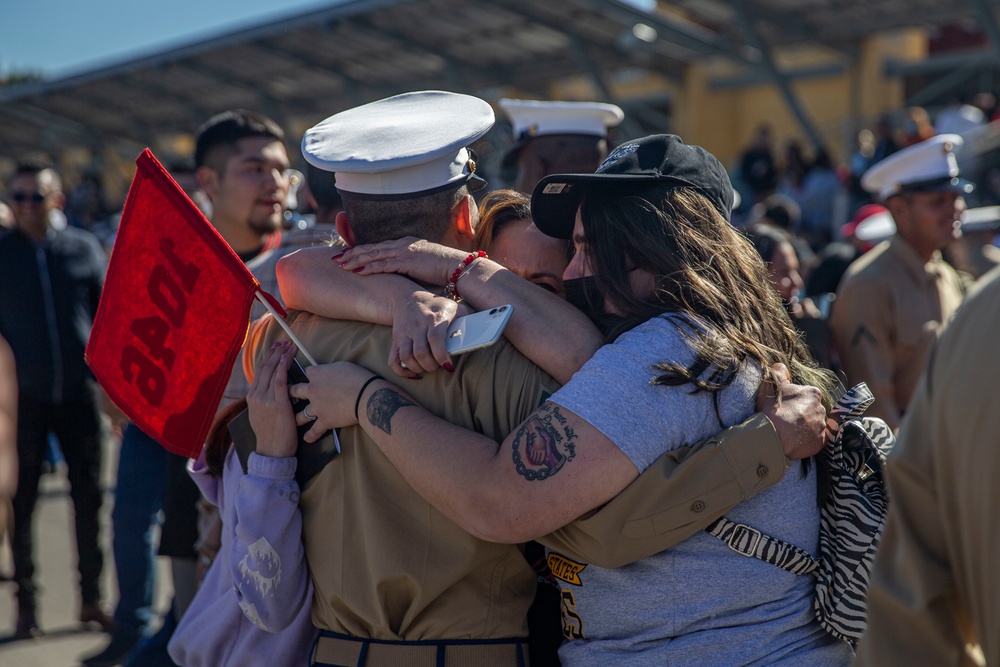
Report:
499,99,624,140
861,134,973,202
961,206,1000,233
854,209,897,242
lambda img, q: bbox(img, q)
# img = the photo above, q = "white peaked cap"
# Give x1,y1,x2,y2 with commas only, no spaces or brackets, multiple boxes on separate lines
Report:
855,210,897,242
499,98,624,139
302,91,494,197
861,134,974,202
961,206,1000,233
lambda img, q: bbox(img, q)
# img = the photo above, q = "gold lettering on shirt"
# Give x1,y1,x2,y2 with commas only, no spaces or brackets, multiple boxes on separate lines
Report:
548,552,587,585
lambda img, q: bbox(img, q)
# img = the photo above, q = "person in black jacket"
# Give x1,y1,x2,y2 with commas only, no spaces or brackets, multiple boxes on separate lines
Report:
0,159,111,638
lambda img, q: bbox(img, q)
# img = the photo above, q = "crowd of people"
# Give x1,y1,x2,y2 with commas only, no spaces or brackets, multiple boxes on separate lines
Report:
0,87,997,667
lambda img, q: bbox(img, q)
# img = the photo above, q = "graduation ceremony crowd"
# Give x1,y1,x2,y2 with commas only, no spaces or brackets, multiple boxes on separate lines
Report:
0,88,998,667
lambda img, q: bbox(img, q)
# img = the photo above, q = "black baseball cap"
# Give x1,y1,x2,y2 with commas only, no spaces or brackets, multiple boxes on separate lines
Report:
530,134,735,239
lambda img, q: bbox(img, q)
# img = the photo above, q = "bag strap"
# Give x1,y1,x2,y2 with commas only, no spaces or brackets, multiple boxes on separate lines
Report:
825,383,874,443
706,516,819,576
703,383,877,579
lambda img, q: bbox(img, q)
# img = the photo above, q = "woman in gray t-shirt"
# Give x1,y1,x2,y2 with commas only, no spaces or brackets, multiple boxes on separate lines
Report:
293,134,850,665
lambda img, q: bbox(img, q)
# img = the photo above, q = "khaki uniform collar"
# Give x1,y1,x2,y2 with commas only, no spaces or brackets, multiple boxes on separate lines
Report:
888,236,947,285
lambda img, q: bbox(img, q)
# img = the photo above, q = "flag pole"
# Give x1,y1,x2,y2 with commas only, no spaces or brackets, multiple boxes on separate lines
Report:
254,291,318,366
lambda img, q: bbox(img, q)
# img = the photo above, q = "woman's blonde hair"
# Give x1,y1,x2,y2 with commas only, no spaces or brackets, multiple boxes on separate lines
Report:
474,189,533,254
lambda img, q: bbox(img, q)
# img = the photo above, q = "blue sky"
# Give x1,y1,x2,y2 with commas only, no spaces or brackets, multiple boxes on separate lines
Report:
0,0,335,79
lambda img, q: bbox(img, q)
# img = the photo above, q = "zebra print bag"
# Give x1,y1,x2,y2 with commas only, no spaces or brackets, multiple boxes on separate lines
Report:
706,382,894,644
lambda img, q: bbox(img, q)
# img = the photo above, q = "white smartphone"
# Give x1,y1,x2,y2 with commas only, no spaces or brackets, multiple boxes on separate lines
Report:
446,305,514,355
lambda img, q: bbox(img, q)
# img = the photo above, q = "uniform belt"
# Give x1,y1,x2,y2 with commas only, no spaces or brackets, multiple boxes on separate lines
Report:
311,630,529,667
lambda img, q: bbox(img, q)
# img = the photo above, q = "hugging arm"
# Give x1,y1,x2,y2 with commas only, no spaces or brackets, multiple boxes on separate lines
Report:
539,413,786,568
279,240,604,384
290,356,825,551
277,247,462,378
278,246,420,328
541,366,825,567
291,359,640,543
291,356,824,567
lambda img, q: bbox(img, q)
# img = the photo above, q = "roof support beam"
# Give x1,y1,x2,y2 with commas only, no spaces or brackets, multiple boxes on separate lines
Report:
347,16,471,93
569,37,647,138
965,0,1000,64
124,71,216,124
729,0,825,150
0,102,105,155
260,34,367,107
174,59,277,116
904,61,983,108
345,14,542,97
562,0,743,62
505,0,688,77
621,98,674,135
570,37,618,101
738,0,858,60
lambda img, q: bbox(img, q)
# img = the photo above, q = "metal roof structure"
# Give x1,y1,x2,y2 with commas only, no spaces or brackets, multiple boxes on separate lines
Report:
2,0,1000,168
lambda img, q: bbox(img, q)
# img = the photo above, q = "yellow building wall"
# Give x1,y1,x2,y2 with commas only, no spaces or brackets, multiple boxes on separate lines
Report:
674,30,927,167
535,29,927,170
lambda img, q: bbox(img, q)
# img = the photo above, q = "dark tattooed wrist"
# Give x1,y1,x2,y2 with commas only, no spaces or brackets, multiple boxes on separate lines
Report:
366,388,416,435
511,402,577,481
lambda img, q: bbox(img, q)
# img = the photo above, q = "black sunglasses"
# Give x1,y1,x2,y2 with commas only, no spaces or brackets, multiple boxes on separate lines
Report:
11,192,45,203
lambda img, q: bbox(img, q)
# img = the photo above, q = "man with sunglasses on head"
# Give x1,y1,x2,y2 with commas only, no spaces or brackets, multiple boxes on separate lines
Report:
0,159,111,639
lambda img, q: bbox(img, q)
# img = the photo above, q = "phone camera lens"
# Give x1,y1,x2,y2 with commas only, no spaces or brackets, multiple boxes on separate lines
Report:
489,308,497,314
498,306,507,312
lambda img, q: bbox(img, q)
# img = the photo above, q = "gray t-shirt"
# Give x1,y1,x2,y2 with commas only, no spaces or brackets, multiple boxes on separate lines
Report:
546,315,853,666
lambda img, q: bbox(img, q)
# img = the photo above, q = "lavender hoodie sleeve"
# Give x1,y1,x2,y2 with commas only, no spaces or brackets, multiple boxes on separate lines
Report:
230,451,312,633
188,452,221,507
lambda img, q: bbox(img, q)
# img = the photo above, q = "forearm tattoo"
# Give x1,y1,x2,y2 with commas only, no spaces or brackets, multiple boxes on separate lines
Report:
512,402,577,481
366,388,416,435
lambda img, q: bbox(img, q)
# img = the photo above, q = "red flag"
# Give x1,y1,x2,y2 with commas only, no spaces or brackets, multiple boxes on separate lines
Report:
86,149,260,458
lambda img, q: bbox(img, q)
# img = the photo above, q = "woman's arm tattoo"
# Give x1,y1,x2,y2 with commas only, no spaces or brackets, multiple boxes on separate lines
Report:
366,388,416,435
511,402,577,481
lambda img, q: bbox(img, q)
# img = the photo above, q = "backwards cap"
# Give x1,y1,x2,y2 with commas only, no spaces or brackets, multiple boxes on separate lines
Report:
531,134,734,239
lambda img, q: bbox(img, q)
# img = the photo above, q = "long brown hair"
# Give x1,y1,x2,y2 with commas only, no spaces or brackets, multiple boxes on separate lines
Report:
579,185,836,405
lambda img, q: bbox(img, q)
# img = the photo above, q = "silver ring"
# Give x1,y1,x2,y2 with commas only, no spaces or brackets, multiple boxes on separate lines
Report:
399,361,408,370
302,405,317,421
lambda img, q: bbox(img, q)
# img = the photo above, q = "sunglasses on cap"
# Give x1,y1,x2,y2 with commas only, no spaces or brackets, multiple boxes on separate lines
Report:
11,192,45,203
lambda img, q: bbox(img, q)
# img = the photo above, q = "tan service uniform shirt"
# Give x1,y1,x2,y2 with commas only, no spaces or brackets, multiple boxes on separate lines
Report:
221,227,339,407
252,311,552,640
246,311,790,641
831,237,963,430
855,267,1000,666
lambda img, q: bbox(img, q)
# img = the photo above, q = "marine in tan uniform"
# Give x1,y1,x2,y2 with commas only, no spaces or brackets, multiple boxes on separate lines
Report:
248,91,826,667
499,98,624,193
830,134,970,431
855,267,1000,666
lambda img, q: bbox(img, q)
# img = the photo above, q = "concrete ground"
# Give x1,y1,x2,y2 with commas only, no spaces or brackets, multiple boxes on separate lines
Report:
0,431,172,667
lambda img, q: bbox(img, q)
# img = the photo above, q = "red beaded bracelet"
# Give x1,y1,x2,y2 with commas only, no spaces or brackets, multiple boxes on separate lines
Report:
446,250,487,300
